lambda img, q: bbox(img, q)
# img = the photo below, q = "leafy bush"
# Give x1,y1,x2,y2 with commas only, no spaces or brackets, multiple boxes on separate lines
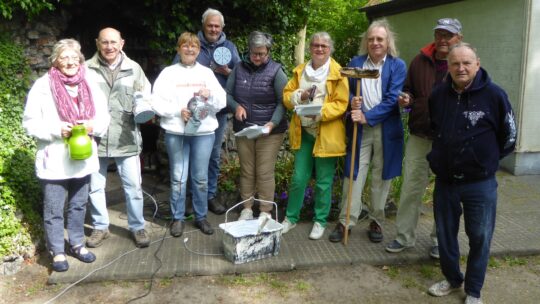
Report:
217,155,241,194
307,0,369,66
0,34,42,258
0,0,54,19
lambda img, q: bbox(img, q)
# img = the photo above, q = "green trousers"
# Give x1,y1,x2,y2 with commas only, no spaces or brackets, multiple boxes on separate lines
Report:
285,130,337,226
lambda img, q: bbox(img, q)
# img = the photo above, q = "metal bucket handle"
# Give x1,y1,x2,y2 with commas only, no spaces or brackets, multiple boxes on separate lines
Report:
224,197,278,223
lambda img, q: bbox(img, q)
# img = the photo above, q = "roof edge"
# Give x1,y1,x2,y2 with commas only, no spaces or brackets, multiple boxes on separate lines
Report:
360,0,464,20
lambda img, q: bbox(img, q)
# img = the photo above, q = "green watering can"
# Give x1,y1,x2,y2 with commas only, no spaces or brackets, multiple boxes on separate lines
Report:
67,124,92,160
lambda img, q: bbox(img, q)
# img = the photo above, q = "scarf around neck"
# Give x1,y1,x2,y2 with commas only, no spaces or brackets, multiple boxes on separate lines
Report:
49,65,95,125
304,58,331,83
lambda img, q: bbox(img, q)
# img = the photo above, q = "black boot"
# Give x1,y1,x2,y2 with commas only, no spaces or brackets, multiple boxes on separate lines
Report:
208,197,226,215
328,223,351,243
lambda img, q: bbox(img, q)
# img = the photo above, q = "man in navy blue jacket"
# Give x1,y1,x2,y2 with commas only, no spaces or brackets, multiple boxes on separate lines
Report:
426,43,516,304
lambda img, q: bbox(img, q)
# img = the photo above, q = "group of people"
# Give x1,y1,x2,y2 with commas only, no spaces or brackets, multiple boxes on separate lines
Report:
24,8,243,272
23,6,516,304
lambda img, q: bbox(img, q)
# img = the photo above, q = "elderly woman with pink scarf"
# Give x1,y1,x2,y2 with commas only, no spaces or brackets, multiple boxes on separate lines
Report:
23,39,109,272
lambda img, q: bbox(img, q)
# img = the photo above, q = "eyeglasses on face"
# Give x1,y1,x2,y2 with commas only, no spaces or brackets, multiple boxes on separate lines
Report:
180,44,198,50
250,51,268,58
58,55,80,63
434,31,456,40
310,43,330,50
99,40,120,47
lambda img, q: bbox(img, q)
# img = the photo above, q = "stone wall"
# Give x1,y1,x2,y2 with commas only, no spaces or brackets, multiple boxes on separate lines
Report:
1,10,70,79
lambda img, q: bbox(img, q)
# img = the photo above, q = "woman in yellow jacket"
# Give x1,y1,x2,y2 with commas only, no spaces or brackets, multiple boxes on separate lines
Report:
281,32,349,240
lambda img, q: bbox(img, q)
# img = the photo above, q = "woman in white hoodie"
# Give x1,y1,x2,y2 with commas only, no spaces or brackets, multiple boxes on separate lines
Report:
152,32,226,237
23,39,109,272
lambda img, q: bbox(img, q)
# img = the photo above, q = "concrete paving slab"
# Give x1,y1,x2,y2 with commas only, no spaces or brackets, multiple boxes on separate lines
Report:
49,171,540,284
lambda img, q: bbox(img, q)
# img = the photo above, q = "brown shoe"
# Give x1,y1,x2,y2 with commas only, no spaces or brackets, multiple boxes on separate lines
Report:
368,220,383,243
86,229,110,248
328,223,351,243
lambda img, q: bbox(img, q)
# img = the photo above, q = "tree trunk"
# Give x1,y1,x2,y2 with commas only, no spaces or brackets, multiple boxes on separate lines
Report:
294,25,307,66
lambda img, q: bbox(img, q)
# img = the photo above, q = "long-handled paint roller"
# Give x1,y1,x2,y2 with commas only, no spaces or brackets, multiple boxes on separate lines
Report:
339,67,380,245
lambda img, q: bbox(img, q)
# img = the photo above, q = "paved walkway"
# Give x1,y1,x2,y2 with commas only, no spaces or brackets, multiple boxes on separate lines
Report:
49,171,540,284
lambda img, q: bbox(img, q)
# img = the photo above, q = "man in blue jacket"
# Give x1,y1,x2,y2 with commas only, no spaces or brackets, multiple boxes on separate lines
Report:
426,43,516,304
173,8,240,215
329,19,406,243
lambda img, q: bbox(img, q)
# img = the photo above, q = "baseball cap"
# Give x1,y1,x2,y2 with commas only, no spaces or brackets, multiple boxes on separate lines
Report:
434,18,462,34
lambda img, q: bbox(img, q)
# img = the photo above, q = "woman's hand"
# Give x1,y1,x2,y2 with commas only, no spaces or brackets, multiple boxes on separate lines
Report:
263,122,274,135
198,88,210,99
300,89,311,102
181,108,191,122
77,120,93,135
300,86,316,103
235,105,247,121
61,122,73,138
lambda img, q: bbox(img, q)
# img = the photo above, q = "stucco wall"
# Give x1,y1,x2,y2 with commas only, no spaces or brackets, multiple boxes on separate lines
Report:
386,0,526,121
384,0,540,174
521,0,540,151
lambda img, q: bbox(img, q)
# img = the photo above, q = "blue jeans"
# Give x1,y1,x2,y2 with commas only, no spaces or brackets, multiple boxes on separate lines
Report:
207,112,228,200
89,156,145,232
42,176,89,256
166,133,214,221
434,177,498,298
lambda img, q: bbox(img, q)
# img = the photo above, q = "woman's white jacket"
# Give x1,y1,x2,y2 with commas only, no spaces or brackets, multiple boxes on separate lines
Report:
151,62,226,135
23,73,110,180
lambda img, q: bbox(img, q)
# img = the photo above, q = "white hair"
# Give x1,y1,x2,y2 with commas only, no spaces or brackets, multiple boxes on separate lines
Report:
201,8,225,27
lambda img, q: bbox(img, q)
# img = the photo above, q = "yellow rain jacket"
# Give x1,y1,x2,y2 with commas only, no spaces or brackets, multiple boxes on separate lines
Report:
283,58,349,157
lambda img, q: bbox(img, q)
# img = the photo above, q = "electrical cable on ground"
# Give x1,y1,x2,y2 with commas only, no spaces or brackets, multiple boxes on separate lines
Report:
183,236,224,256
125,218,168,304
43,234,171,304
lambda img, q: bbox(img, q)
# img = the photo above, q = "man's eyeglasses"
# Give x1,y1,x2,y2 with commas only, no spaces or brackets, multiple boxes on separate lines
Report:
434,31,456,40
99,40,120,47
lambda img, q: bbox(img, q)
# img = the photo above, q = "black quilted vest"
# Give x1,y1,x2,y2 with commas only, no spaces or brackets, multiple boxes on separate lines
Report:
233,59,287,134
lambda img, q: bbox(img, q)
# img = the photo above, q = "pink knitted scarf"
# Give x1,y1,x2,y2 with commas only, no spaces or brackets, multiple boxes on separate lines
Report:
48,65,95,125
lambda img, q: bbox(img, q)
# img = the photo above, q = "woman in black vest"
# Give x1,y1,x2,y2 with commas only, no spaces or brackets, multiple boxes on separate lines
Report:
226,31,288,221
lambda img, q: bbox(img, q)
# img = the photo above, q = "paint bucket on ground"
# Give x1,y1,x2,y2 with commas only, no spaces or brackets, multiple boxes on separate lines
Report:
219,198,283,264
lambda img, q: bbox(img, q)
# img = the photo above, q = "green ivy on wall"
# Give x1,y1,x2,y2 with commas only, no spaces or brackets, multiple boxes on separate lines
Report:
0,34,42,258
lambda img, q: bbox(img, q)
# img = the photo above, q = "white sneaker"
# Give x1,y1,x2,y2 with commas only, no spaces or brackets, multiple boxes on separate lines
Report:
238,208,254,221
465,295,483,304
281,217,296,234
309,222,325,240
428,280,461,297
